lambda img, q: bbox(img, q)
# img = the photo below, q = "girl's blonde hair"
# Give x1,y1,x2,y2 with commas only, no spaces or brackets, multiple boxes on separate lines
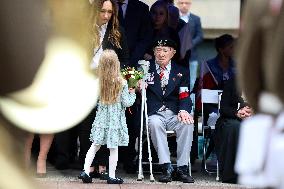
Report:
98,49,123,104
90,0,121,49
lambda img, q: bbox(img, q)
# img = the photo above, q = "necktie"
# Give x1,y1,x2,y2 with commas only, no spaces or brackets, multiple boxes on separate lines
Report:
117,2,124,26
159,67,167,94
159,67,165,80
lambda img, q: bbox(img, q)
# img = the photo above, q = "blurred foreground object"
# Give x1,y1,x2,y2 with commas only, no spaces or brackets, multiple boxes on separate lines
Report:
236,0,284,113
235,0,284,188
0,0,99,134
0,0,98,189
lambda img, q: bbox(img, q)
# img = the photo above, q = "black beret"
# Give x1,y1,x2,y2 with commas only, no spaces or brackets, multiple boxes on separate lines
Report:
152,38,177,50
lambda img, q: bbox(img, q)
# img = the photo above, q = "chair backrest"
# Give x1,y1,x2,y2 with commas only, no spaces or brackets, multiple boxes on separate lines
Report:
200,89,223,130
201,89,223,104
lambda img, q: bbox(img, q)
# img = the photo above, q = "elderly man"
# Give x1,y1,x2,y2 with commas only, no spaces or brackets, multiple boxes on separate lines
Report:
144,38,194,183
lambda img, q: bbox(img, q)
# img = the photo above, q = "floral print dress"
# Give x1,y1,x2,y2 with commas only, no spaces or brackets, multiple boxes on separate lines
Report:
90,82,136,148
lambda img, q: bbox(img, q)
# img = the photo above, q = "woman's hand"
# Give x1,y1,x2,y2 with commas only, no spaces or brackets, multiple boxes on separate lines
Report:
236,106,253,119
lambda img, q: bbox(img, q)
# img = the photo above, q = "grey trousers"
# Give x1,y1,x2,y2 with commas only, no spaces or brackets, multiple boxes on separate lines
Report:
148,109,194,167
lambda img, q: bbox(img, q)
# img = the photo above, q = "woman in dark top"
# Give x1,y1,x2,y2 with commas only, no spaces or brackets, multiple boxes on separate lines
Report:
144,0,181,63
89,0,129,69
214,78,253,183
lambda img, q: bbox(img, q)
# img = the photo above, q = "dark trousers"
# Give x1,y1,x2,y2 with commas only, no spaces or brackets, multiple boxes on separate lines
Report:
215,118,240,183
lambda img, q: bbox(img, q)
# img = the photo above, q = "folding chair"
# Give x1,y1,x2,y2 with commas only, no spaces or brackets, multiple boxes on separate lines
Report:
201,89,222,181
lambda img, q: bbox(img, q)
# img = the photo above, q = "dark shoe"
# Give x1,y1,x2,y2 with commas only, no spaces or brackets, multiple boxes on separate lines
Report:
176,166,194,183
89,171,100,178
107,177,124,184
79,171,92,183
100,171,109,180
158,163,173,183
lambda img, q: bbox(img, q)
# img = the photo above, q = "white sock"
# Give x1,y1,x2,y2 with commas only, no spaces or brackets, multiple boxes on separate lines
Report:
108,148,118,179
83,143,101,175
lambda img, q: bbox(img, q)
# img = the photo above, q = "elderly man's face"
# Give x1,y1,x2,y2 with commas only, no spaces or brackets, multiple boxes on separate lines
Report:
154,46,176,67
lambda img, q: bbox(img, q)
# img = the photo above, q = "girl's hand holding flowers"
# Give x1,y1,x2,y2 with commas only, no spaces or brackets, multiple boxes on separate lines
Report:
121,67,144,89
128,88,135,93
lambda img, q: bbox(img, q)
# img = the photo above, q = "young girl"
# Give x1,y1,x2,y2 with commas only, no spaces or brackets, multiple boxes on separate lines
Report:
79,49,136,184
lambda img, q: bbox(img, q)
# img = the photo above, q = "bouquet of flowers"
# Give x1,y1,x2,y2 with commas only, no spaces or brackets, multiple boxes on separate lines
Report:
121,67,144,88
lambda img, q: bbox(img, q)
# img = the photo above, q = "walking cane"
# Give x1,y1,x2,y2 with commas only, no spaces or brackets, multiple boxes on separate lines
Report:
137,60,155,182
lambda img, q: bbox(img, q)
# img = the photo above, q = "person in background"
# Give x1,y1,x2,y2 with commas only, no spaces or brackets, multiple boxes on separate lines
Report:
161,0,186,32
177,0,203,92
144,0,181,63
206,34,236,90
79,50,136,184
196,34,236,163
24,134,54,177
214,78,252,183
115,0,153,174
116,0,152,68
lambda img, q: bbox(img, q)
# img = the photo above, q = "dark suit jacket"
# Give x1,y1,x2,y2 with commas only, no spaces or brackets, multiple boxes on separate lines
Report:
119,0,153,67
102,24,129,68
187,13,203,61
146,60,192,116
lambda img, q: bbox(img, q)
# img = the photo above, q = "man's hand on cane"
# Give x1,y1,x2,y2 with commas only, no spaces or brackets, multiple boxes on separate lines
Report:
137,79,148,91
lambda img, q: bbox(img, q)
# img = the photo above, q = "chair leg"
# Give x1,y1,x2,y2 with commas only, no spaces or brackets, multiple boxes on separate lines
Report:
188,154,191,176
216,160,220,181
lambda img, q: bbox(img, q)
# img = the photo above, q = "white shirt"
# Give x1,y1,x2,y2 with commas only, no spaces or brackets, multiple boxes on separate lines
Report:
156,62,172,89
90,22,108,69
180,12,190,23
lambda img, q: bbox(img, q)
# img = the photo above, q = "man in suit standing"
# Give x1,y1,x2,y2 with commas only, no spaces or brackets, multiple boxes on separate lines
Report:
177,0,203,92
117,0,153,173
143,38,194,183
117,0,153,67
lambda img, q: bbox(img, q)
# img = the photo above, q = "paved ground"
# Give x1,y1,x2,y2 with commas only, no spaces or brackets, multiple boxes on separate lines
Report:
35,161,253,189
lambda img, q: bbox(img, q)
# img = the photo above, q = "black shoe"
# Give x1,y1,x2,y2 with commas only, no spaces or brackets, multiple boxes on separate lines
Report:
176,166,194,183
158,163,173,183
89,171,100,178
107,177,124,184
79,171,92,183
100,171,109,180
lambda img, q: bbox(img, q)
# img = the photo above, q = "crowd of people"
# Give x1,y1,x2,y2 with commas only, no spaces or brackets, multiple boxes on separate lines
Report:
19,0,252,186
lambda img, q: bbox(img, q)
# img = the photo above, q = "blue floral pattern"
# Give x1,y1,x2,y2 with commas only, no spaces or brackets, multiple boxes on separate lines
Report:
90,82,136,148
